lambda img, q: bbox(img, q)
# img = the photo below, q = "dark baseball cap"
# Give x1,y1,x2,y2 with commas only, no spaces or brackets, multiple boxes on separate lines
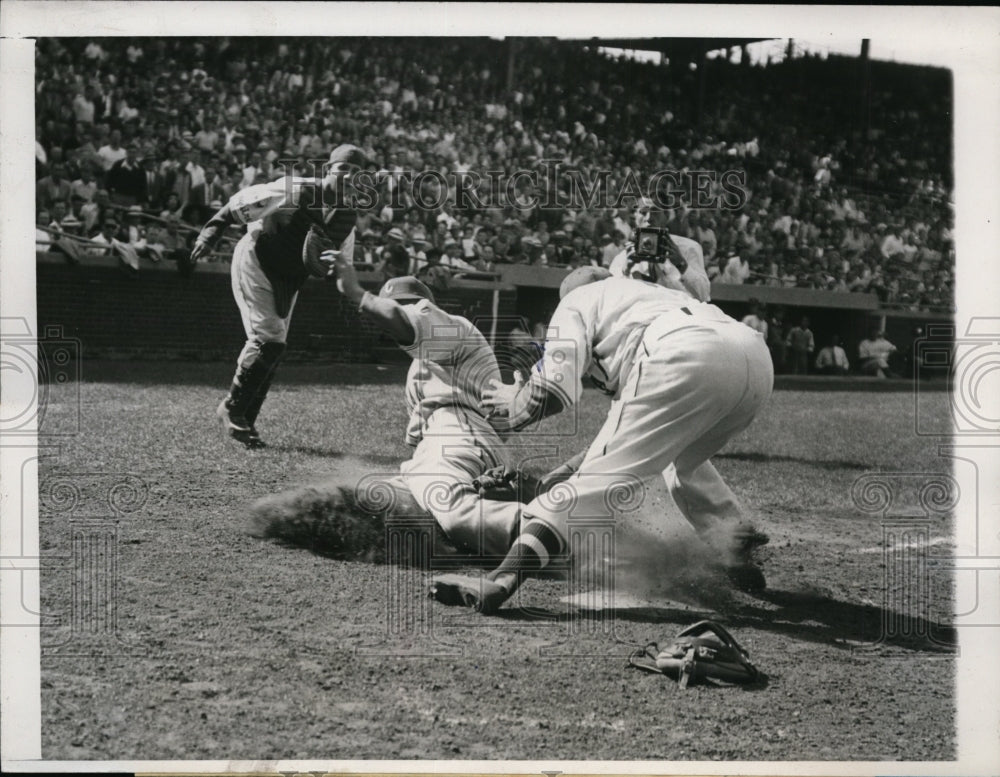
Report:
378,276,435,304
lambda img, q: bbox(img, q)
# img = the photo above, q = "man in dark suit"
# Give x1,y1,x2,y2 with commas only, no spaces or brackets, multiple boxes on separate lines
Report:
141,154,167,211
106,143,147,207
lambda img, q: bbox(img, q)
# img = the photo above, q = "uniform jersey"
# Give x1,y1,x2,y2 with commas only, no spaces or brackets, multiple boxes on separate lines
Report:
397,299,501,446
531,277,733,407
202,176,357,281
609,234,710,302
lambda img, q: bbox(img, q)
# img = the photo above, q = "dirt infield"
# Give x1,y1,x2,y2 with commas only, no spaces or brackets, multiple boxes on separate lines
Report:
37,362,955,761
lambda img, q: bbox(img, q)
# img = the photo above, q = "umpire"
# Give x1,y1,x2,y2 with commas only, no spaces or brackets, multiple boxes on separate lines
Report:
190,144,369,447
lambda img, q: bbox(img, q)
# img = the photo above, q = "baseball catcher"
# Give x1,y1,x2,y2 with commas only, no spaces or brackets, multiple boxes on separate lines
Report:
190,144,368,447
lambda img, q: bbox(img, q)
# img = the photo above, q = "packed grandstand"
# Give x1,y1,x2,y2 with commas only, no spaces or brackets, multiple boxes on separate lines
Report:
35,36,954,313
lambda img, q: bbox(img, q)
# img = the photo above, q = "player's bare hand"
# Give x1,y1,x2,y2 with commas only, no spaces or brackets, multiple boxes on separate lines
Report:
481,373,524,417
190,240,210,263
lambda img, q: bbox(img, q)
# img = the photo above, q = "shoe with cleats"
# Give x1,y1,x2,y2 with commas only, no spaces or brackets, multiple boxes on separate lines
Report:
429,574,512,615
216,399,257,447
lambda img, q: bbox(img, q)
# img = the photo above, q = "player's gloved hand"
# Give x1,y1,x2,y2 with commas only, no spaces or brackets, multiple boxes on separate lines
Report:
190,239,211,263
472,466,519,500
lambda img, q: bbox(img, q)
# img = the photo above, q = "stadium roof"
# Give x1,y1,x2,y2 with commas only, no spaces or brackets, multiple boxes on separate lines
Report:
564,38,771,62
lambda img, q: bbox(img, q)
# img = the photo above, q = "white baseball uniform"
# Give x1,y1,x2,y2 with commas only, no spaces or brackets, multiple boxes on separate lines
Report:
520,277,773,545
609,234,711,302
389,298,522,556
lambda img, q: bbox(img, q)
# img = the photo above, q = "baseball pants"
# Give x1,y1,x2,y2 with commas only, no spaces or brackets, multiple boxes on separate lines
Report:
399,407,522,558
231,232,297,365
524,305,774,546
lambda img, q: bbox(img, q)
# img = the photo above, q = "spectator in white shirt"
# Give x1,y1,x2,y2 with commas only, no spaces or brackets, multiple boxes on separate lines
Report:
741,300,768,339
97,129,127,171
858,328,898,378
815,334,850,375
720,253,750,284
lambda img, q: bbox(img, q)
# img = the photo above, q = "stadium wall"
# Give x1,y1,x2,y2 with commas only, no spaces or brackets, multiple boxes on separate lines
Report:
36,253,952,373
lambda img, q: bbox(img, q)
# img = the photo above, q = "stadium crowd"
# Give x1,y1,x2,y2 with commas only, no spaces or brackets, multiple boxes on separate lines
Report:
35,37,954,311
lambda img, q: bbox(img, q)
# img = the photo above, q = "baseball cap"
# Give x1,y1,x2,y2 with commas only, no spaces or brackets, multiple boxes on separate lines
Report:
378,276,435,304
329,144,368,168
559,266,611,298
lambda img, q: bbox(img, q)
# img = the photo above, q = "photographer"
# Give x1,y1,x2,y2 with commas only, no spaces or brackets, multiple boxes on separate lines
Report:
608,199,710,301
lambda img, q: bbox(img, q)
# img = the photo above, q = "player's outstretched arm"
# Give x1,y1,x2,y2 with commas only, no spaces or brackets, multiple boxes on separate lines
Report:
332,253,416,345
190,202,235,262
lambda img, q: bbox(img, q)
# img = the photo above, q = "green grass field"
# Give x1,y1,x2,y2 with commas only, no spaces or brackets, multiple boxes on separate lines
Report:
37,361,956,760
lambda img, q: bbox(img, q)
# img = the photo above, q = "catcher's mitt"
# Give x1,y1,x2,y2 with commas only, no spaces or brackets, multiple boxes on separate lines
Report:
302,226,338,278
627,620,760,689
472,465,543,502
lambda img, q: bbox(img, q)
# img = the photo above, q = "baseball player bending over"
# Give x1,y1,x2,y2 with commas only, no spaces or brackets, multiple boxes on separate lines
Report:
190,144,367,447
430,267,774,614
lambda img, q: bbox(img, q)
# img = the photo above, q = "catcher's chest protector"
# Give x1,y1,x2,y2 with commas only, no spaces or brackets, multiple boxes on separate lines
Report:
628,620,759,689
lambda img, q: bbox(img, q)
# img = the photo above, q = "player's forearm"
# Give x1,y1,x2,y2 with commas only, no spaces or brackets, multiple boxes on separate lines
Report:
358,292,416,345
195,203,235,249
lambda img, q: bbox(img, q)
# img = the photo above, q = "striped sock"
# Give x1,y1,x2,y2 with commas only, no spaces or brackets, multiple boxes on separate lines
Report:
488,520,564,581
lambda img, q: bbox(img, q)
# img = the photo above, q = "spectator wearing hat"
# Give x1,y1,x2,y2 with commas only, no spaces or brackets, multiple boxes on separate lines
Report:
354,230,378,265
88,216,123,256
519,234,545,265
442,239,477,272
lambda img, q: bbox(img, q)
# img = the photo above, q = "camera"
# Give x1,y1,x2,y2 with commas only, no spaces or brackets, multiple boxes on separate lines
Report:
632,227,687,274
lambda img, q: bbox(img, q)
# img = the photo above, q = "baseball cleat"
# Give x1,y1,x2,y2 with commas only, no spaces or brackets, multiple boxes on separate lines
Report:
429,574,511,615
216,400,257,448
247,427,266,449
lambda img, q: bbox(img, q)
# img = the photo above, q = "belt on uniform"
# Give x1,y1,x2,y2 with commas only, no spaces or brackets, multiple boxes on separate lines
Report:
641,305,705,350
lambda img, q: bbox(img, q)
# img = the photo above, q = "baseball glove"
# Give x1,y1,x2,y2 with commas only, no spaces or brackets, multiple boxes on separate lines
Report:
302,226,338,278
472,465,543,502
627,620,760,689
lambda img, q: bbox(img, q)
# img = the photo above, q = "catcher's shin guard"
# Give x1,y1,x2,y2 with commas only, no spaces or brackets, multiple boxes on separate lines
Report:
244,342,286,428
